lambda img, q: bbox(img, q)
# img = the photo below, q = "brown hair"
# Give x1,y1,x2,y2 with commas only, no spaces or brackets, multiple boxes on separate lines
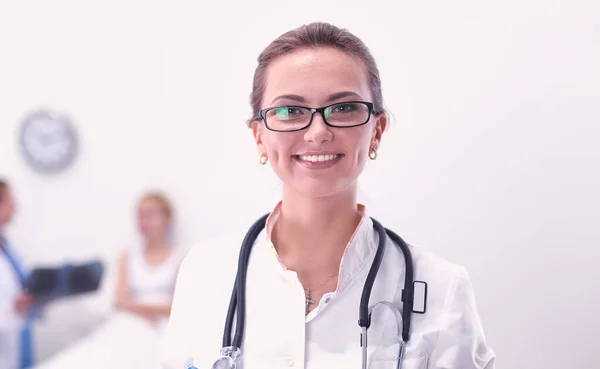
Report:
247,22,386,126
0,179,8,202
139,191,173,220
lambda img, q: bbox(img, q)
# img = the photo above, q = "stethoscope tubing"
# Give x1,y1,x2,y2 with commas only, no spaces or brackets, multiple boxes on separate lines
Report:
222,214,414,350
223,213,270,348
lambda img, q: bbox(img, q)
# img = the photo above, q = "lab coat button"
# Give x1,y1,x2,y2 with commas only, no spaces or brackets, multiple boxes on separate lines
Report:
287,359,295,367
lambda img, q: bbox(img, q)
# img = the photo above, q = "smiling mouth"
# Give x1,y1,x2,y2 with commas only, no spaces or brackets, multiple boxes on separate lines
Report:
293,154,344,163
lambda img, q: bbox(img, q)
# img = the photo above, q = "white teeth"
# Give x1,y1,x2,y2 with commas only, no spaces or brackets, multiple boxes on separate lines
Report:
297,154,340,162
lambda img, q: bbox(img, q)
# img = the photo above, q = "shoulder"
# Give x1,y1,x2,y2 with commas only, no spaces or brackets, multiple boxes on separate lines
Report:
401,244,496,367
384,233,467,299
159,231,248,369
409,244,468,287
167,244,191,267
172,231,246,304
178,231,246,273
170,229,253,312
402,243,472,317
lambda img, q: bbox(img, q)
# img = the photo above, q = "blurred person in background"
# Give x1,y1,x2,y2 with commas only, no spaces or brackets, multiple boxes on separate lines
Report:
114,191,182,323
30,191,185,369
0,179,35,369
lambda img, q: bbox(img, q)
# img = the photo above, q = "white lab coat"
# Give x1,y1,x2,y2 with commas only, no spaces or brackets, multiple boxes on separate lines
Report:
0,249,25,369
159,208,496,369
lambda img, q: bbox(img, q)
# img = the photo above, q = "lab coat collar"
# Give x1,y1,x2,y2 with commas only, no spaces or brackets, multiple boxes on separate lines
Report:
263,201,377,295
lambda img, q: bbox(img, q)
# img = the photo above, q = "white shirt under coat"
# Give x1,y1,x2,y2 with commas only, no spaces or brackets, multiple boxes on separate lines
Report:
159,204,496,369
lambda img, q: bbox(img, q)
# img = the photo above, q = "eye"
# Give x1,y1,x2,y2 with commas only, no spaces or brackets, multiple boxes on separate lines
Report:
275,107,305,120
288,107,305,115
327,103,360,116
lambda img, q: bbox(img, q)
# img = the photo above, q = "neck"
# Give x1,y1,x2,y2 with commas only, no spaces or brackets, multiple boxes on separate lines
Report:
144,236,170,251
272,184,362,274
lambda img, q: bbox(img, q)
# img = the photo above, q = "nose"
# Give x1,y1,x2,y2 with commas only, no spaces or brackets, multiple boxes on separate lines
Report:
304,112,333,144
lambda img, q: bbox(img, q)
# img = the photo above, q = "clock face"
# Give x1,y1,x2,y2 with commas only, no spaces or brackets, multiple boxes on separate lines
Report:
18,109,79,174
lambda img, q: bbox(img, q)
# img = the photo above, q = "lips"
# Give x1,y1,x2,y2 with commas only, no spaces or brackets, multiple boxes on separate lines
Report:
295,154,342,163
292,153,345,169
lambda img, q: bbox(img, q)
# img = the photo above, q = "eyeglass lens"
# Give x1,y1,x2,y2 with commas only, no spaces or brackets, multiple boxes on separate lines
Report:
265,102,370,131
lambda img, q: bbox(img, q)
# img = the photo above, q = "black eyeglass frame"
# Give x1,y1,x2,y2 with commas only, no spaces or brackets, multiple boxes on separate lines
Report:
256,101,377,132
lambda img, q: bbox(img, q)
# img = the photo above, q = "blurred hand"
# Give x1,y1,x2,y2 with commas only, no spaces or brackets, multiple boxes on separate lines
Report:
117,299,157,325
14,294,33,314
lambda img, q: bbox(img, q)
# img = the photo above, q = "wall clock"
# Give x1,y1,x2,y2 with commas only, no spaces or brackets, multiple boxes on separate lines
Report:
18,108,79,174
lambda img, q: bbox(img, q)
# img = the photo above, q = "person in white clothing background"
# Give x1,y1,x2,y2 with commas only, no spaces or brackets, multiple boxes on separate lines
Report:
30,191,184,369
114,191,183,325
159,22,496,369
0,179,35,369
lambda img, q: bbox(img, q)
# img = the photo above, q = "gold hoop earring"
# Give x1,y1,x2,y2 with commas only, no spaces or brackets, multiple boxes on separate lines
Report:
259,153,268,165
369,149,378,160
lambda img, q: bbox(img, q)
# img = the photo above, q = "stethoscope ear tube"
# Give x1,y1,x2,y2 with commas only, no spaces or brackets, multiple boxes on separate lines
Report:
224,213,271,349
222,280,237,347
358,218,388,329
358,218,415,344
385,227,414,343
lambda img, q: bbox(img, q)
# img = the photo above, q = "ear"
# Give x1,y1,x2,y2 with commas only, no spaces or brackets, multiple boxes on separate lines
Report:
251,120,266,154
371,114,387,151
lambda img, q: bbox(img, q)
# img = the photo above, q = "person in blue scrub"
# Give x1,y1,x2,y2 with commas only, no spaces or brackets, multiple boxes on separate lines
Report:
0,179,35,369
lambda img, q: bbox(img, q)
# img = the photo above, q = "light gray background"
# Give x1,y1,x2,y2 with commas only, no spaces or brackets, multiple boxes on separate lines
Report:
1,1,598,368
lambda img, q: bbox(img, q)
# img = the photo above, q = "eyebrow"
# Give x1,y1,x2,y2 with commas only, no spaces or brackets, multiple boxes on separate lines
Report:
270,91,363,105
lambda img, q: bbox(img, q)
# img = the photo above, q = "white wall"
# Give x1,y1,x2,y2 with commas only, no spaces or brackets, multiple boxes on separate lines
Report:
1,0,599,368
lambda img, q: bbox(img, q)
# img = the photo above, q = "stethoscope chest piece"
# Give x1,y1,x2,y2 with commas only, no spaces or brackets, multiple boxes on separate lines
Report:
211,346,242,369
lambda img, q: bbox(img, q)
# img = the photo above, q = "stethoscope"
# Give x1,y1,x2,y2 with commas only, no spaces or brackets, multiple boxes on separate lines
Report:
202,213,427,369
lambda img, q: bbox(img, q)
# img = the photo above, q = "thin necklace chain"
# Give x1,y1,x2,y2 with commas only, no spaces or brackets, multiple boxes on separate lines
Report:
304,273,338,315
304,274,338,292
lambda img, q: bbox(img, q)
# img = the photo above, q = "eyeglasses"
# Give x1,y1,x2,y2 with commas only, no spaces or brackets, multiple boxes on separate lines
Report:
257,101,376,132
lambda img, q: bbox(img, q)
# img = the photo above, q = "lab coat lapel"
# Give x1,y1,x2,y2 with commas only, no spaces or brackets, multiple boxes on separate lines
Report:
0,236,28,288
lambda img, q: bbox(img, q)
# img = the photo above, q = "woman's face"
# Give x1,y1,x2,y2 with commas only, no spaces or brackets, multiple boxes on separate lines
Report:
252,47,387,198
137,200,170,239
0,187,15,227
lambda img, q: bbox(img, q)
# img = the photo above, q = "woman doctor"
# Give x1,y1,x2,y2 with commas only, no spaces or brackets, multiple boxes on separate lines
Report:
159,22,496,369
